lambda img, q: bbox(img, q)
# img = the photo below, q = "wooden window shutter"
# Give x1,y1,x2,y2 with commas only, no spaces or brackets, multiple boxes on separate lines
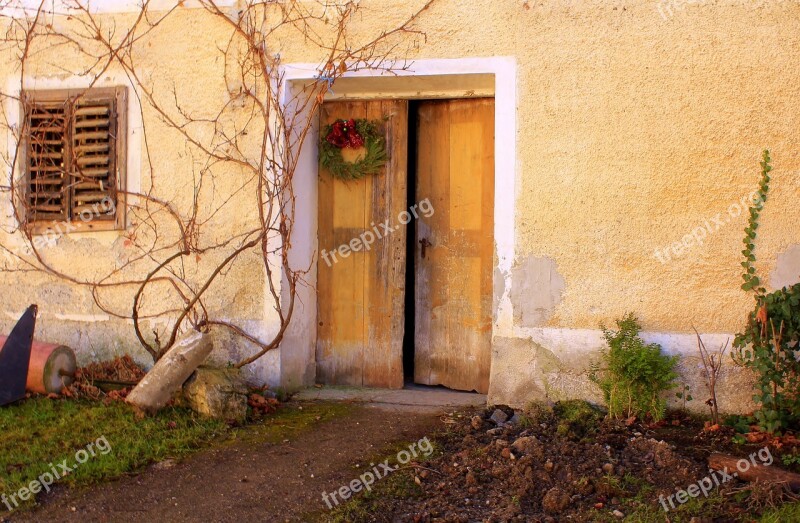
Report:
24,87,127,232
72,99,116,220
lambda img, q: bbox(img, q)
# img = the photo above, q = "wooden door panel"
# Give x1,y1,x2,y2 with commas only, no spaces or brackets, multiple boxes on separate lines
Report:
414,98,494,393
317,100,408,389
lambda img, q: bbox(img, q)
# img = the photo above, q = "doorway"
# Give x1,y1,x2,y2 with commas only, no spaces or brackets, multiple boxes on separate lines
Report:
316,98,495,393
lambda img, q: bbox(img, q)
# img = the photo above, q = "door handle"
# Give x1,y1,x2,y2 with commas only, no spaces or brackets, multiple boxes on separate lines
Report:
419,238,432,259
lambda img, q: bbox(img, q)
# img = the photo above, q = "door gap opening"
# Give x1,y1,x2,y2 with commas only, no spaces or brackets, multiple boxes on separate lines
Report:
402,101,421,383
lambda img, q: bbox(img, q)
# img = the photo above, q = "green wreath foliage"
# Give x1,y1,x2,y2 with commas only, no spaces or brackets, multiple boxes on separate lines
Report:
319,119,388,181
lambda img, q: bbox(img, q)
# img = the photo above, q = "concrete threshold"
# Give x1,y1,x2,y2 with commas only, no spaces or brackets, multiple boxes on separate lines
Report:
293,385,487,412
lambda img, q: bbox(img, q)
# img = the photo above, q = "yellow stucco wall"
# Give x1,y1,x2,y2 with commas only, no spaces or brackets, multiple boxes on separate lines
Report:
1,1,798,406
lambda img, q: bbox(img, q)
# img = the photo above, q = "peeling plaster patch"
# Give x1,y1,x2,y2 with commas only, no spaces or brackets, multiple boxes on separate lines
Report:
510,256,565,327
487,337,543,407
487,336,600,408
771,244,800,289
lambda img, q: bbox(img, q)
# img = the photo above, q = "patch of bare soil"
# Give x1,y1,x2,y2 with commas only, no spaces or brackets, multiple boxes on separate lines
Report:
9,403,442,523
362,403,799,522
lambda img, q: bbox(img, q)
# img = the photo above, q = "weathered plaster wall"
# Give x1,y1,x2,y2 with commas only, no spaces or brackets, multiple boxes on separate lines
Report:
2,1,800,409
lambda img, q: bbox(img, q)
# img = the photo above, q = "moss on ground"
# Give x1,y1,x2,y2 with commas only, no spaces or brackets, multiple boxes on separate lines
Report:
553,399,605,441
232,401,352,445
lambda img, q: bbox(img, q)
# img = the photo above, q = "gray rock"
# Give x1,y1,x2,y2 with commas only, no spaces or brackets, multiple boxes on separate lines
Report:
183,366,248,422
489,409,509,425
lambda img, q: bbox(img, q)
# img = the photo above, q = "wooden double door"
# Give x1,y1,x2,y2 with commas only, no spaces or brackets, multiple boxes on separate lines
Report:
316,98,494,393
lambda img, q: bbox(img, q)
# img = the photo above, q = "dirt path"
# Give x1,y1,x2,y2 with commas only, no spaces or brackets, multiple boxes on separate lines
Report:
10,402,445,523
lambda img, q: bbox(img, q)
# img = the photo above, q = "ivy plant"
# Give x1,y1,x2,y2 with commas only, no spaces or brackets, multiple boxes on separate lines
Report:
733,150,800,434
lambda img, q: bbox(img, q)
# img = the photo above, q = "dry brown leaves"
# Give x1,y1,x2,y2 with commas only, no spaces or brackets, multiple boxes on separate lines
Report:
61,355,146,402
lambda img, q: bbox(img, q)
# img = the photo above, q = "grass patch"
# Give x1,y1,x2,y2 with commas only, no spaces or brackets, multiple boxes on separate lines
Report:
760,501,800,522
325,471,422,523
0,398,225,509
617,489,729,523
0,398,352,512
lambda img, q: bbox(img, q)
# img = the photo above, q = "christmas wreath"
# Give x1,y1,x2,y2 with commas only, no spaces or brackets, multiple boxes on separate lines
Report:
319,118,387,181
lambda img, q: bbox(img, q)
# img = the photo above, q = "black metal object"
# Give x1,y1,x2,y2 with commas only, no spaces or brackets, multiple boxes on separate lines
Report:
0,305,38,406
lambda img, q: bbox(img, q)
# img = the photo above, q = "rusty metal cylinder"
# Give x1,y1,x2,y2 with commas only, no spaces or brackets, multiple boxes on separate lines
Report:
0,337,76,394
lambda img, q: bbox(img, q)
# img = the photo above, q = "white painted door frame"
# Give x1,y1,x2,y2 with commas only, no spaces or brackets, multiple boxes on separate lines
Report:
277,57,518,389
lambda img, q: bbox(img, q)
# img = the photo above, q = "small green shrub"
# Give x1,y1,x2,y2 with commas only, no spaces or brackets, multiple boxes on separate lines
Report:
590,313,678,421
733,150,800,434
